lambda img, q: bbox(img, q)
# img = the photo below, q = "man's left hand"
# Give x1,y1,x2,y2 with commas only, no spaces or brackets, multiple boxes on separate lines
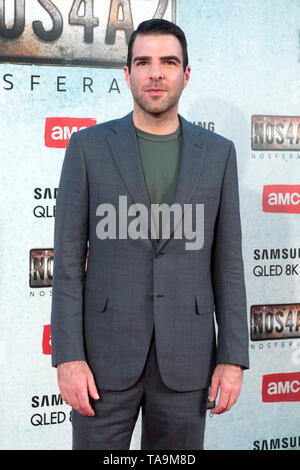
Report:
209,364,243,414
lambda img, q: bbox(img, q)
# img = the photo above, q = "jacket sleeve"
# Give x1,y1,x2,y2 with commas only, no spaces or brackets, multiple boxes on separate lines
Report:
50,132,89,367
211,141,250,369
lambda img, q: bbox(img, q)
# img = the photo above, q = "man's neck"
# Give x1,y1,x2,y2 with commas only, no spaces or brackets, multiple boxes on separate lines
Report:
132,106,179,135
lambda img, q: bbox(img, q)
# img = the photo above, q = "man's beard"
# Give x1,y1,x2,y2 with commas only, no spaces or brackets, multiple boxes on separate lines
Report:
130,82,182,116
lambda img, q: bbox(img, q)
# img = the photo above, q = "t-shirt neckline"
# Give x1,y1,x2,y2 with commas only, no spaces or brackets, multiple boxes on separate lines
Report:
135,122,182,142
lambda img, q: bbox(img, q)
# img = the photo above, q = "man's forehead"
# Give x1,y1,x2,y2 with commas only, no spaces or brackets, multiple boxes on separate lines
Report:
132,33,183,57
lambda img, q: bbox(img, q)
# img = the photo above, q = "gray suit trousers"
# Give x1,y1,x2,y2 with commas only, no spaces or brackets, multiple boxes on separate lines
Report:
72,328,209,450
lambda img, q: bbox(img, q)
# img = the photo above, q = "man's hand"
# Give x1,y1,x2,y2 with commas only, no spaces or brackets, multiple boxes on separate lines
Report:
209,363,243,414
57,360,99,416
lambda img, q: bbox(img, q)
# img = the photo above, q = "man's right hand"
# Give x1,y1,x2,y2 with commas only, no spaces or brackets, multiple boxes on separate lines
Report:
57,360,100,416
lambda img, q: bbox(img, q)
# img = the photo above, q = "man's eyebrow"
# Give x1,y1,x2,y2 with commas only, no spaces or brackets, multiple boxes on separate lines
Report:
132,55,181,64
132,56,151,63
160,55,181,64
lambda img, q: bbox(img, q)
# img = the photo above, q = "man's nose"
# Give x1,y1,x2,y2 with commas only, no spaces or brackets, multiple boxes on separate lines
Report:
149,64,165,80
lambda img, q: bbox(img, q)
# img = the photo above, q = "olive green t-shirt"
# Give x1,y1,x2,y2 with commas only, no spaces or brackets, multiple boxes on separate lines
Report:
135,123,182,240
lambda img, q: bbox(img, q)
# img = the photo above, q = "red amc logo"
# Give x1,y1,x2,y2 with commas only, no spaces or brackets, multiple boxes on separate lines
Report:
45,117,97,148
42,324,51,355
262,372,300,402
262,185,300,214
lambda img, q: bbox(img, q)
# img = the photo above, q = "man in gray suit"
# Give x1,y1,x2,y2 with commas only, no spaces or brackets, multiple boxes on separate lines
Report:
51,19,249,450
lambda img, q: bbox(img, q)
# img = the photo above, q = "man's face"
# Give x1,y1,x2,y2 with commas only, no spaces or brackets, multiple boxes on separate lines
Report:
124,33,191,116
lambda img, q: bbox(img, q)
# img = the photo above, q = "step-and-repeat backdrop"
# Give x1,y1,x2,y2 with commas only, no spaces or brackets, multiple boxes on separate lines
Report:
0,0,299,450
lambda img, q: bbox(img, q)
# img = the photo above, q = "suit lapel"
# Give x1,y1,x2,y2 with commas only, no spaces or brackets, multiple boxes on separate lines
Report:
106,112,159,251
106,112,207,254
156,115,208,253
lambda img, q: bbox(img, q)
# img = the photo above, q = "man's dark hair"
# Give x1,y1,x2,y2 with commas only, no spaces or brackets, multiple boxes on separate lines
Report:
127,19,188,72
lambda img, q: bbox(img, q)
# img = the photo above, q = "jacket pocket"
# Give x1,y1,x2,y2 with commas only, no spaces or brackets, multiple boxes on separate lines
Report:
195,294,214,315
84,291,108,313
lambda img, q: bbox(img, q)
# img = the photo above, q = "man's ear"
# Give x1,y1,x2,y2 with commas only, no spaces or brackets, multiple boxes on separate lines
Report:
123,65,131,90
183,65,191,90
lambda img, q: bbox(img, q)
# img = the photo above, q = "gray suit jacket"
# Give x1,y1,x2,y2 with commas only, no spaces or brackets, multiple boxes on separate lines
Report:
51,111,249,392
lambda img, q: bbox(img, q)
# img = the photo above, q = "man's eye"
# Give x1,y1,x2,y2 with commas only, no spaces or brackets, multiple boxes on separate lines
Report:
164,61,176,65
137,61,147,66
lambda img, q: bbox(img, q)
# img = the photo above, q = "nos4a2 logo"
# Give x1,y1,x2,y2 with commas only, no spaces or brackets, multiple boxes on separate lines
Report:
0,0,177,67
